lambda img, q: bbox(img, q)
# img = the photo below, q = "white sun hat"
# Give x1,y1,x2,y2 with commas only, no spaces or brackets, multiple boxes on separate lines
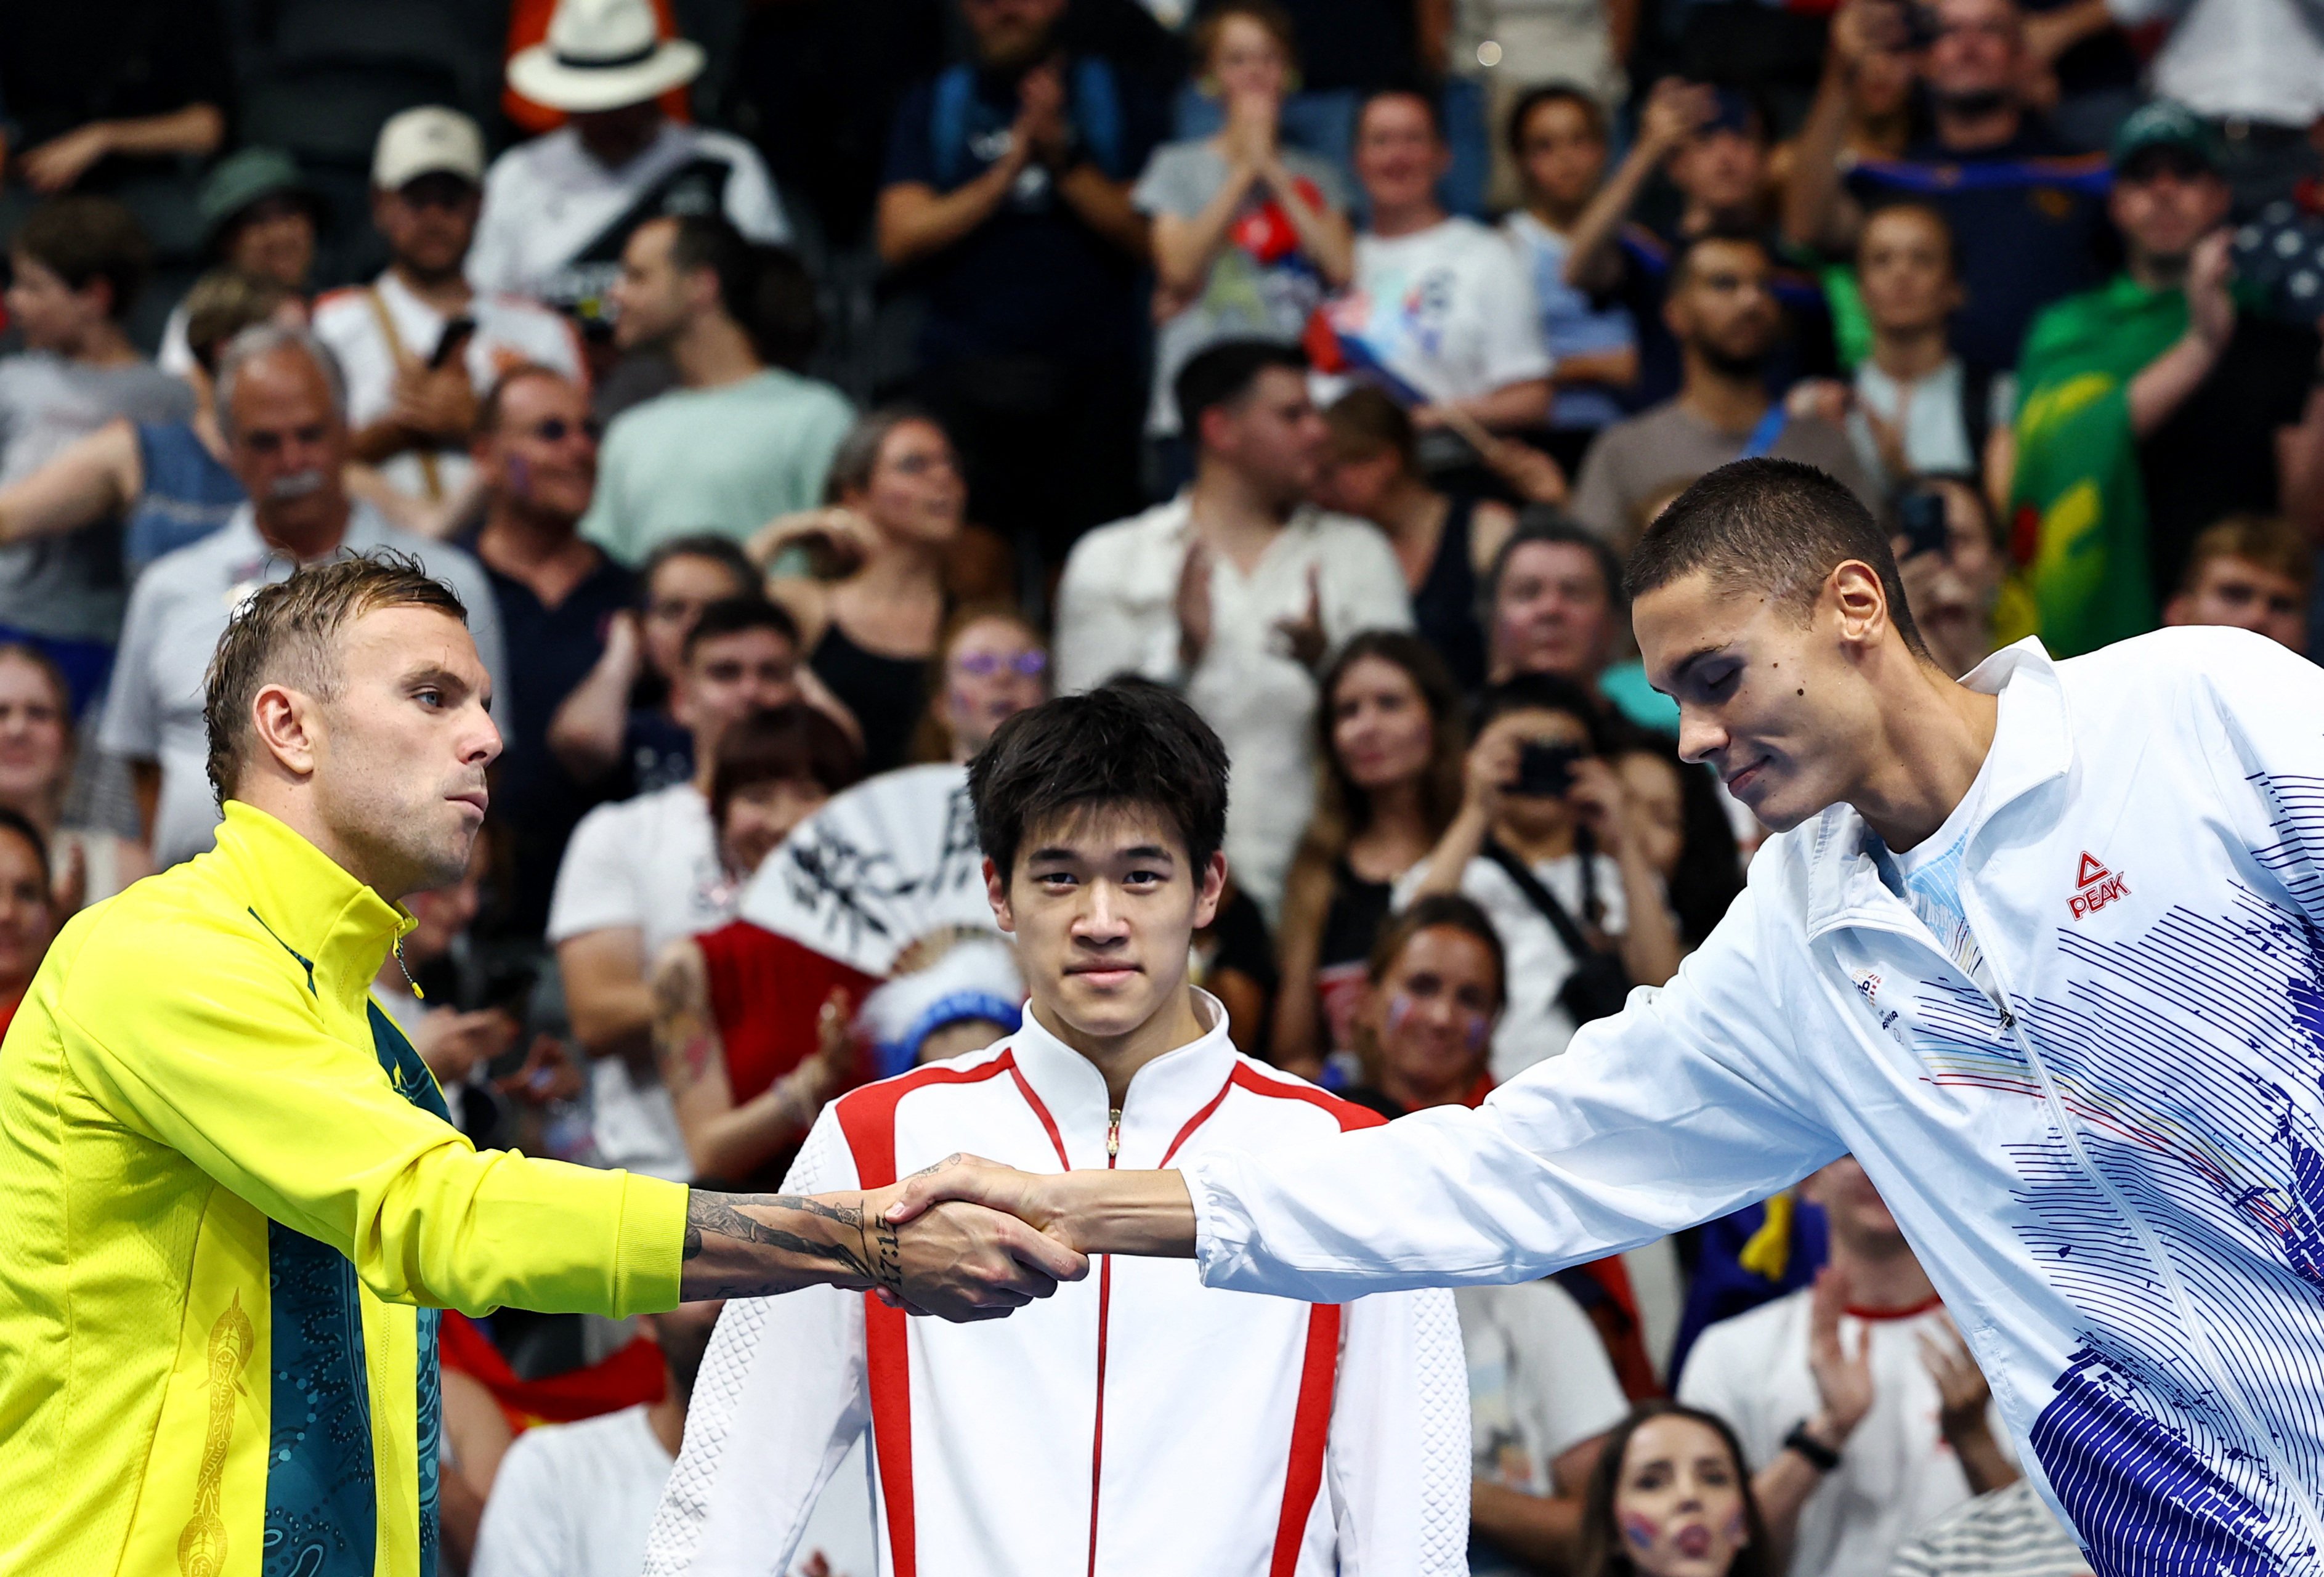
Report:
506,0,706,115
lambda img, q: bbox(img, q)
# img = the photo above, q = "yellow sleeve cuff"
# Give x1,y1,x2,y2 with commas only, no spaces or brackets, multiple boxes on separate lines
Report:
613,1174,690,1316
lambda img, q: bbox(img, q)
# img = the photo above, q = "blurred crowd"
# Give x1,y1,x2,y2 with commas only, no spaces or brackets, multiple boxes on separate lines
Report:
0,0,2317,1570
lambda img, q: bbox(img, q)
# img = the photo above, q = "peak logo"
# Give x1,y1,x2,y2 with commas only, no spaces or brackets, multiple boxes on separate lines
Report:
2068,852,2128,920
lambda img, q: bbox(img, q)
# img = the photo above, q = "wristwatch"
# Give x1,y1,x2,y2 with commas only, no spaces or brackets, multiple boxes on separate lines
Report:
1783,1419,1842,1473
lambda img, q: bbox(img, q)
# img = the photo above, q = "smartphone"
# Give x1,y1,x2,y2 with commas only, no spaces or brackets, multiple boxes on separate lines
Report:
1512,741,1584,799
429,315,477,371
1897,489,1950,561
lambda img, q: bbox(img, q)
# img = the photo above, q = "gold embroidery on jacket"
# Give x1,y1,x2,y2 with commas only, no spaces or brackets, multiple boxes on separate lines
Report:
177,1292,255,1577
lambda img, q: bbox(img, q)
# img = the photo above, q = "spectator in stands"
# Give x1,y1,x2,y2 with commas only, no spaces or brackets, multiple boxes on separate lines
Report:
371,832,516,1091
1325,89,1550,439
2163,514,2314,655
467,365,638,933
548,534,758,793
579,214,852,564
1402,675,1678,1079
0,806,56,1040
1133,2,1353,488
1315,389,1518,691
910,605,1050,764
97,325,504,872
468,0,790,327
158,151,326,375
315,109,584,514
0,642,138,909
1502,87,1642,476
880,0,1159,566
1482,516,1626,691
1055,339,1411,921
1343,892,1504,1117
1573,1403,1775,1577
0,269,295,578
1273,631,1465,1079
1786,204,2010,501
0,0,226,195
651,702,871,1190
2103,0,2324,213
1569,233,1876,546
2009,103,2324,657
472,1299,875,1577
1895,474,2010,678
1785,0,2111,380
0,195,188,707
546,598,806,1182
755,408,960,775
857,936,1026,1074
1678,1157,2017,1577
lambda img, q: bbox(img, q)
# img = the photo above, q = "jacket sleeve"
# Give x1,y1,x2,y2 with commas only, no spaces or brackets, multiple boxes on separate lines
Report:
1183,882,1846,1301
1326,1287,1471,1576
646,1109,871,1576
54,918,685,1319
2193,626,2324,927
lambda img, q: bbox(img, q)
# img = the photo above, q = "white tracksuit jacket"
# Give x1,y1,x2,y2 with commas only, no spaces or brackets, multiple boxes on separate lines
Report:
1184,629,2324,1577
646,996,1470,1576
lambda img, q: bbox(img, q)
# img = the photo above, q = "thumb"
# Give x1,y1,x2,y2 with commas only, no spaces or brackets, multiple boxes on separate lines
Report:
998,1214,1089,1281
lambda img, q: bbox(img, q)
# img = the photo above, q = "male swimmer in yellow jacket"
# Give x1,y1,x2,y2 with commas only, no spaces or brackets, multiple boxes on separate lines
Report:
0,553,1081,1577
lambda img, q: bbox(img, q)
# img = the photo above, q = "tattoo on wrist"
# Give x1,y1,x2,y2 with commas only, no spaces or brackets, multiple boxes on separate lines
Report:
684,1191,905,1295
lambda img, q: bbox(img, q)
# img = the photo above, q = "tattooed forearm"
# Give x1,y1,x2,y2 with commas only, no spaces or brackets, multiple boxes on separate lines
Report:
681,1190,903,1299
650,944,721,1093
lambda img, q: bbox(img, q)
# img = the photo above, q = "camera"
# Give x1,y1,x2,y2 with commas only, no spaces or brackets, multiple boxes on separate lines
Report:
1897,489,1950,561
1512,741,1584,798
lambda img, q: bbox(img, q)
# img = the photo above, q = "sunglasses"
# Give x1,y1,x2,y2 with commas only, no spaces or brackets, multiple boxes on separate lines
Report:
955,649,1048,677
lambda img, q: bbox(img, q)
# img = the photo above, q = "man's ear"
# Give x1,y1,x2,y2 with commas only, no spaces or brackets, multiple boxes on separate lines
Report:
1191,849,1228,932
984,856,1018,935
1828,559,1892,652
250,681,324,781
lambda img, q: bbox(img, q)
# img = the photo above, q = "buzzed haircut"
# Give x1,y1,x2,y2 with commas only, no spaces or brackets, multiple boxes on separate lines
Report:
203,551,468,804
1667,226,1769,291
1627,458,1929,658
1175,338,1308,440
681,596,800,665
969,679,1231,888
10,195,153,322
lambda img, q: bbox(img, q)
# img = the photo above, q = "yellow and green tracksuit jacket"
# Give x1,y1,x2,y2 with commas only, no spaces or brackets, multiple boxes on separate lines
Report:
0,802,689,1577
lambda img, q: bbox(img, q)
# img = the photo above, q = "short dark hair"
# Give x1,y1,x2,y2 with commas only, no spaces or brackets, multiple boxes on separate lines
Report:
709,702,862,827
641,535,759,604
681,596,801,665
1358,85,1443,141
665,213,754,324
0,805,52,897
1627,457,1929,657
969,679,1230,888
742,244,822,371
1667,225,1769,291
204,552,468,803
1506,83,1606,160
1174,338,1309,441
1577,1403,1775,1577
11,196,153,322
1481,511,1625,626
1473,673,1612,756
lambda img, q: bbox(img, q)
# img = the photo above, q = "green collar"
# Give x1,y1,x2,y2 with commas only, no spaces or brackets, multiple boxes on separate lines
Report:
212,801,415,1010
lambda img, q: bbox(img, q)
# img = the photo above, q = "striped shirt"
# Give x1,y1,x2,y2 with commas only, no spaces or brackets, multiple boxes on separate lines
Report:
1889,1480,2091,1577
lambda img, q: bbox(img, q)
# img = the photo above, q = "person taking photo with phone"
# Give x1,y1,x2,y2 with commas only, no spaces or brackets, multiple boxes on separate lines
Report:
1401,673,1680,1080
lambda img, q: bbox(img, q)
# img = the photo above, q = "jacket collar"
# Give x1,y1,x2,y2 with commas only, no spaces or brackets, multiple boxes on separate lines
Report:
1005,988,1241,1167
208,801,415,1012
1802,637,2073,938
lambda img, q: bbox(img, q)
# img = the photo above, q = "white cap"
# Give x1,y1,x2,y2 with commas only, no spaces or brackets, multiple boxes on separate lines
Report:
506,0,705,115
372,106,485,190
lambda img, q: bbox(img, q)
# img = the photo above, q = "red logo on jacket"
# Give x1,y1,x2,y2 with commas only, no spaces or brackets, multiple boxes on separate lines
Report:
2068,852,2128,920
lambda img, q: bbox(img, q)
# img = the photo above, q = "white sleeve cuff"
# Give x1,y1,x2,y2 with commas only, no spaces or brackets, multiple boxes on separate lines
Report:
1182,1152,1258,1291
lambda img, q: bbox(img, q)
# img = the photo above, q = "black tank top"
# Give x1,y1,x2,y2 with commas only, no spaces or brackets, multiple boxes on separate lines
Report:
811,623,930,776
1412,496,1488,692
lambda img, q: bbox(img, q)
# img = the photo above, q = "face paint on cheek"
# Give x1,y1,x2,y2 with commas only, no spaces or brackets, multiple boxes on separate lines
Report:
1385,993,1415,1033
1723,1509,1747,1543
1462,1011,1490,1052
1621,1513,1659,1554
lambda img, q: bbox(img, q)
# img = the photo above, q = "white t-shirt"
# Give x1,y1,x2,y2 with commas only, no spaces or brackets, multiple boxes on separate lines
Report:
1396,849,1631,1080
1460,1279,1630,1577
1677,1288,2010,1577
1324,217,1552,407
546,783,731,1180
474,1405,875,1577
311,272,584,502
467,123,789,317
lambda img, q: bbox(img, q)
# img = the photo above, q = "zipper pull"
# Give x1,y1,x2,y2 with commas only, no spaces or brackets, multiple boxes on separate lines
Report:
392,939,425,1000
1107,1108,1122,1161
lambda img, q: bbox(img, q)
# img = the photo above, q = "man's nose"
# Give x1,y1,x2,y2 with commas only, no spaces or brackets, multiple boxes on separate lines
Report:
1075,882,1130,938
1675,710,1725,765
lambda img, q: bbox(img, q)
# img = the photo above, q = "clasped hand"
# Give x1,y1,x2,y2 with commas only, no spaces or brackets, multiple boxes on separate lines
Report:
867,1155,1077,1320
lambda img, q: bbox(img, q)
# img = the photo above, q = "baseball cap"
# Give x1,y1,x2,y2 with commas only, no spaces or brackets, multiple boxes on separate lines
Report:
373,107,486,190
197,148,326,246
2111,100,2224,176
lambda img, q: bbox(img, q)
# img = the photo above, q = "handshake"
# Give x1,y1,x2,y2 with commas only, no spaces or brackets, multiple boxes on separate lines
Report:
679,1156,1196,1320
